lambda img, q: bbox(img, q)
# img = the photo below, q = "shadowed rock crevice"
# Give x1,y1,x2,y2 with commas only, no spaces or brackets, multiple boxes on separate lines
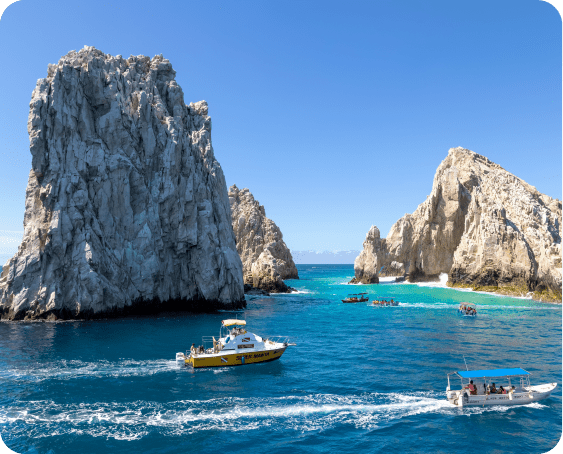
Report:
0,46,245,320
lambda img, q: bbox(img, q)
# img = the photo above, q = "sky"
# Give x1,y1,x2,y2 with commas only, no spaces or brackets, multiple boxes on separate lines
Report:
0,0,561,256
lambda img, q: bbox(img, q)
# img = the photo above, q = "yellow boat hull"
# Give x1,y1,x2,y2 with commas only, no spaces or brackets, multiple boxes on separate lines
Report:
186,347,287,368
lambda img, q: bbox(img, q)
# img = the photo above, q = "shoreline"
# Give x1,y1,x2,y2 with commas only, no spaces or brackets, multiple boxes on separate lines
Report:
413,275,561,304
446,282,561,304
343,270,561,303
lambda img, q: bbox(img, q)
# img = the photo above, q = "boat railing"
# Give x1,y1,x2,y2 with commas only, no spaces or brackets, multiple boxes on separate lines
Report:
199,336,219,354
264,336,295,346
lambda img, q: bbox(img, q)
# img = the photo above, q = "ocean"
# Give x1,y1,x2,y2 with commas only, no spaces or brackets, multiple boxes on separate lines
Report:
1,264,561,453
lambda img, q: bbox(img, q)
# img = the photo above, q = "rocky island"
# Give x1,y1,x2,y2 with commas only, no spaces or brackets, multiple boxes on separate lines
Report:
352,147,562,302
229,185,298,293
0,47,245,320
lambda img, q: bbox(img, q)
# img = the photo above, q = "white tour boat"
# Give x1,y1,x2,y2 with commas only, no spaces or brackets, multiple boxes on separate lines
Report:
176,319,294,368
458,302,477,316
446,367,556,407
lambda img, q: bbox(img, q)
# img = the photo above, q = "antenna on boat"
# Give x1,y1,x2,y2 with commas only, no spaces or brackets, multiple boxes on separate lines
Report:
463,355,469,371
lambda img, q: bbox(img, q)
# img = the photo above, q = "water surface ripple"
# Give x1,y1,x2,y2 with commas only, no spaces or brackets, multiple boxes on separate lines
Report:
1,265,561,453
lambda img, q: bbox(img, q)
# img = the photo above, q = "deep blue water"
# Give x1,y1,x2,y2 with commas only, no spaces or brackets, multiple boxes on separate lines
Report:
1,264,561,454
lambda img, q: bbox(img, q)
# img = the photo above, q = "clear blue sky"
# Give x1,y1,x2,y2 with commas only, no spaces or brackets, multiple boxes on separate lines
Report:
0,0,561,253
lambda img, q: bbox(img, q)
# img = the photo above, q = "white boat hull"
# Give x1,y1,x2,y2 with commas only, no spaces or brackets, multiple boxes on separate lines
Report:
447,383,557,407
458,311,476,317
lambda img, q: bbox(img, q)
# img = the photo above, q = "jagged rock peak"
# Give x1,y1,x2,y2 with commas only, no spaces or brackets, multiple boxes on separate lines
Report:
0,47,245,320
350,226,384,284
352,147,562,301
229,185,298,293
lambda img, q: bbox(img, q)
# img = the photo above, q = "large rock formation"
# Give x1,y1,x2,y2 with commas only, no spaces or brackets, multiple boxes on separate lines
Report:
0,47,245,320
229,185,298,293
353,147,562,301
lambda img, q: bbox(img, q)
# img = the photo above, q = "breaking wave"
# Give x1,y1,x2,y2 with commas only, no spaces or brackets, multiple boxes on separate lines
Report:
414,273,449,288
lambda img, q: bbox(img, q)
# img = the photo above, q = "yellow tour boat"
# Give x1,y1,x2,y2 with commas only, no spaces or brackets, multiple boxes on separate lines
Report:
176,319,294,368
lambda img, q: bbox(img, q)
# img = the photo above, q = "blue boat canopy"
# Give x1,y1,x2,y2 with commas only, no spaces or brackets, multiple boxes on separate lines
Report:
457,368,530,378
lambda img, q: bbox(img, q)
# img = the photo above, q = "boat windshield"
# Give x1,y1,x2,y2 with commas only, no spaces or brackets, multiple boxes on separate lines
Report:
220,319,247,338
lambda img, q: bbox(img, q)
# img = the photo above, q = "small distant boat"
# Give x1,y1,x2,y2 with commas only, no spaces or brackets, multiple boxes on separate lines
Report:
372,298,399,306
176,319,295,368
342,293,369,303
446,368,557,407
459,302,477,316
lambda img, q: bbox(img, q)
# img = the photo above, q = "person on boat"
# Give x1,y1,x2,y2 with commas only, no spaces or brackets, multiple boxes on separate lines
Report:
490,383,497,393
467,380,477,395
498,386,506,394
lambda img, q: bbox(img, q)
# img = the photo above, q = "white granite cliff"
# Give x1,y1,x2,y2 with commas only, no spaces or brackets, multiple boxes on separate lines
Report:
352,147,562,301
0,47,245,320
228,185,298,293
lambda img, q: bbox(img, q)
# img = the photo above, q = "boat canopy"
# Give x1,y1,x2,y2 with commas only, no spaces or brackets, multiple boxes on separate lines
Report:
457,368,530,378
222,319,246,327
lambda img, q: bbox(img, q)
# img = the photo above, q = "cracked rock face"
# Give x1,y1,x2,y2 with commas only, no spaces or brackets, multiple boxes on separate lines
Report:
353,148,561,299
0,46,245,320
229,185,298,293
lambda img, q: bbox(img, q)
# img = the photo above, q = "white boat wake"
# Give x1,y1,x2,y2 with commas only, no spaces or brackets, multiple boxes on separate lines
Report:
0,391,548,440
0,358,180,382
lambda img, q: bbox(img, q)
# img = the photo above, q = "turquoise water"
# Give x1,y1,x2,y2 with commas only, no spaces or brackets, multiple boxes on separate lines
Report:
1,264,561,453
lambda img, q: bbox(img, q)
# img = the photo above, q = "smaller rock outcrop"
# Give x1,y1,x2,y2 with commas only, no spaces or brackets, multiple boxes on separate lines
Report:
229,185,298,293
349,226,385,284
